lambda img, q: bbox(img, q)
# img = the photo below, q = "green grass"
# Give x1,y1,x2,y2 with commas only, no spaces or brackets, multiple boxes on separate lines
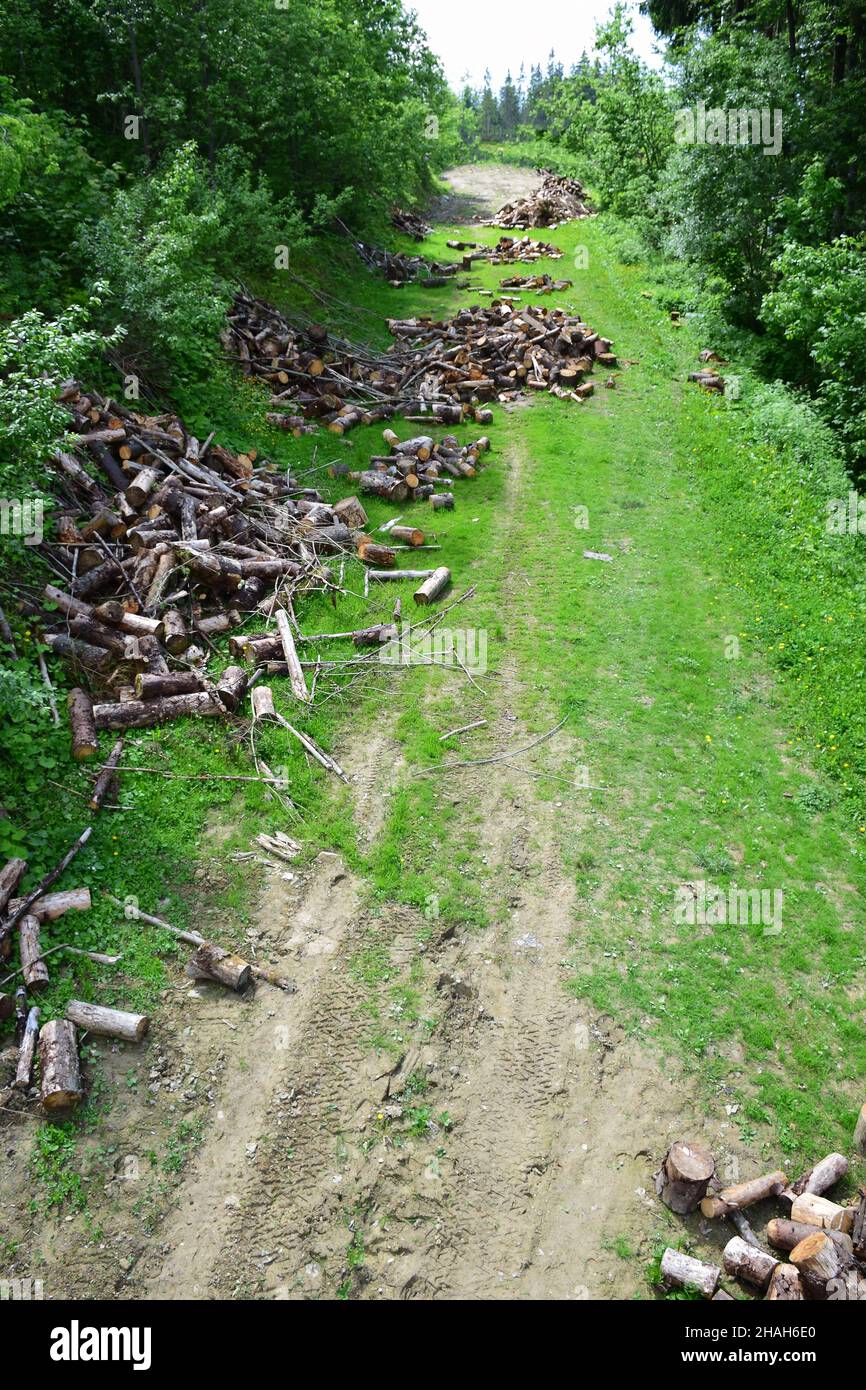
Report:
4,166,866,1187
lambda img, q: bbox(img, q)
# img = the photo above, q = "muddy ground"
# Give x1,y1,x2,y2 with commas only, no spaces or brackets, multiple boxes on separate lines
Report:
429,162,540,223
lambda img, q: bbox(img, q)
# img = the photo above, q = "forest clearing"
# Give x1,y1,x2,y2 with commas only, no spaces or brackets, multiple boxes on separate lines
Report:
1,0,866,1336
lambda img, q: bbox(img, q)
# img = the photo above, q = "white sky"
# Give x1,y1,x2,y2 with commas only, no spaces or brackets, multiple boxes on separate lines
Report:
409,0,663,91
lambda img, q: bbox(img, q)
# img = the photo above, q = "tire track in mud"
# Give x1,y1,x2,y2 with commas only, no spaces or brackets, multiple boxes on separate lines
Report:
139,431,745,1301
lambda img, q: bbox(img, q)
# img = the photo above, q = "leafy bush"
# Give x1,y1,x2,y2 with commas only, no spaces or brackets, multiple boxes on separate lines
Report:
82,144,312,388
0,294,118,496
761,234,866,465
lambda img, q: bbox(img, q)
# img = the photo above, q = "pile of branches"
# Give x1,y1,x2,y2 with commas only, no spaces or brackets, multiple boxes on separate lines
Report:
390,207,432,239
656,1140,866,1301
352,238,461,289
481,173,593,229
227,291,616,429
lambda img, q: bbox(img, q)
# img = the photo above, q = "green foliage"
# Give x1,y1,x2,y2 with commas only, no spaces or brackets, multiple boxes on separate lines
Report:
81,143,310,387
0,294,118,493
0,79,117,314
762,234,866,461
551,5,673,217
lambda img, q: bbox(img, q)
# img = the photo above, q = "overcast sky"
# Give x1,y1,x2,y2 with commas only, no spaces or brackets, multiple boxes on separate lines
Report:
409,0,663,92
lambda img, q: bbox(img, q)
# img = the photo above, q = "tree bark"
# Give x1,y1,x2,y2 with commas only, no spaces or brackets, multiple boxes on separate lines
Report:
68,688,98,761
66,1000,149,1043
187,942,251,992
658,1141,715,1214
93,691,223,729
39,1018,83,1111
722,1235,779,1291
660,1248,719,1298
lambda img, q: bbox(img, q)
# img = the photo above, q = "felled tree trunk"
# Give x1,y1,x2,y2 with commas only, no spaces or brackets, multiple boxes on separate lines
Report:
701,1169,788,1218
275,610,309,703
413,566,451,605
68,688,98,761
14,1006,40,1090
187,942,251,992
722,1236,779,1290
660,1248,719,1298
215,665,247,712
134,670,204,700
658,1141,715,1214
65,1000,149,1042
39,1019,83,1111
781,1152,848,1208
20,914,49,990
766,1265,804,1301
93,691,223,730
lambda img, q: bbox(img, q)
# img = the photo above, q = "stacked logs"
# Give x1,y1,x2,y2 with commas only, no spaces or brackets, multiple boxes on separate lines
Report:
348,428,492,509
474,234,564,265
480,173,593,229
499,272,574,294
657,1140,866,1301
390,207,432,240
227,291,615,430
30,384,370,731
384,301,616,405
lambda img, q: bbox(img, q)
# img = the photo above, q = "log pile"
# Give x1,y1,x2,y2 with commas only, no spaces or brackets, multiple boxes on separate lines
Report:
227,291,615,425
384,301,616,406
481,173,593,229
28,383,367,723
657,1140,866,1300
347,427,492,507
346,230,462,288
390,207,432,240
499,272,574,294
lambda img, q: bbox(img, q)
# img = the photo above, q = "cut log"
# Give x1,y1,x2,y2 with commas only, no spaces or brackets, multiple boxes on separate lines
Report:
782,1152,848,1207
0,858,27,917
8,887,91,922
275,609,309,703
790,1231,848,1292
0,825,92,955
162,608,190,655
766,1266,804,1301
187,942,251,992
790,1192,854,1233
413,566,451,606
659,1248,719,1299
134,670,204,700
658,1141,715,1214
92,692,222,730
250,685,277,720
854,1103,866,1157
722,1236,779,1290
20,914,49,990
14,1006,40,1090
700,1169,787,1219
215,665,248,712
65,1000,149,1043
39,1018,83,1111
0,992,12,1023
67,688,98,760
852,1190,866,1261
